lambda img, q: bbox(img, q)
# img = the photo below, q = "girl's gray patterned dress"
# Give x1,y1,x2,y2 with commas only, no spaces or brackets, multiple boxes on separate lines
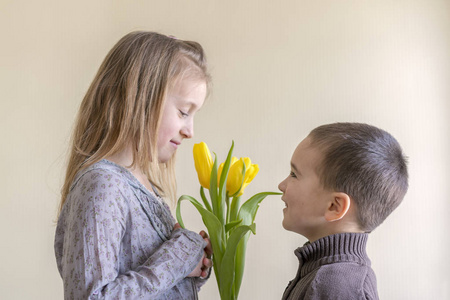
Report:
55,160,207,299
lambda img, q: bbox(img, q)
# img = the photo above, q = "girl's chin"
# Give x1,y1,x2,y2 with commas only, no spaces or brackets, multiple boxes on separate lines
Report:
158,153,175,163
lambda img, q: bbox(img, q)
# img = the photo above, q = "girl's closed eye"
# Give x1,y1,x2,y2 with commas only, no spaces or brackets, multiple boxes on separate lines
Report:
290,171,297,178
179,109,189,118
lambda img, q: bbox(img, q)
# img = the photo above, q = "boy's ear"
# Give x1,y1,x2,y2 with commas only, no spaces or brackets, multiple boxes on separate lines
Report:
324,192,351,222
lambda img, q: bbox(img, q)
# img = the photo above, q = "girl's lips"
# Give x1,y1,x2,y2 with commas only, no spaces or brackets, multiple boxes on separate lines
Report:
170,140,180,148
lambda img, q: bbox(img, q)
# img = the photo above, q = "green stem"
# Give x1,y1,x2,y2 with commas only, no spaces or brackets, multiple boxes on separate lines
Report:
225,195,231,239
212,255,221,294
226,195,231,223
230,196,241,222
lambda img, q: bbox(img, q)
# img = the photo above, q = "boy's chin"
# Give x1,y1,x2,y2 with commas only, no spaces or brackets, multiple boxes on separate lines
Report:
281,221,302,236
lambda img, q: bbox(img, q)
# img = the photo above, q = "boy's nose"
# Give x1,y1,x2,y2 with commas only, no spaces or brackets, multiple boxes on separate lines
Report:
278,179,286,192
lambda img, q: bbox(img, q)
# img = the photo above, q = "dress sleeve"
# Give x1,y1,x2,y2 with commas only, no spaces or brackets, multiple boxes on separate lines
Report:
55,169,206,299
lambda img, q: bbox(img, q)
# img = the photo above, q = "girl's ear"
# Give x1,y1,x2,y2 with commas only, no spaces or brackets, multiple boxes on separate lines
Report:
324,192,351,222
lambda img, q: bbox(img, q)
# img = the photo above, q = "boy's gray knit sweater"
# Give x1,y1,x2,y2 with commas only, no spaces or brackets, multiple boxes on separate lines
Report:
282,233,379,300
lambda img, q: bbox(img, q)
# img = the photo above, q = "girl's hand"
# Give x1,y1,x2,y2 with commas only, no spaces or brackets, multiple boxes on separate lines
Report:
198,230,213,278
188,252,206,277
199,230,213,259
187,232,212,278
173,223,213,278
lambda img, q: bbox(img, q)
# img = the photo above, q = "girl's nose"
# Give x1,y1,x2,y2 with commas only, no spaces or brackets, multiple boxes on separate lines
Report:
181,121,194,138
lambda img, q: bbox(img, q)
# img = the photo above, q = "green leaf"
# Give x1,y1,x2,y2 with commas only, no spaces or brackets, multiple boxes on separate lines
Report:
234,233,250,297
219,141,234,199
233,192,282,296
209,155,220,220
237,192,282,226
176,195,225,273
200,187,212,212
218,141,234,227
224,219,242,233
219,223,256,300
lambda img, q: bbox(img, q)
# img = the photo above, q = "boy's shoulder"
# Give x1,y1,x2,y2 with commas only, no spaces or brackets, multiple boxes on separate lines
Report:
285,233,379,300
308,262,378,299
283,261,378,300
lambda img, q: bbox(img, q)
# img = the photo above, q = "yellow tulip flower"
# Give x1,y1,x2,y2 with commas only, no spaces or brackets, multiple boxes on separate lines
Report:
238,162,259,196
193,142,213,189
217,157,238,187
224,157,259,196
177,141,280,300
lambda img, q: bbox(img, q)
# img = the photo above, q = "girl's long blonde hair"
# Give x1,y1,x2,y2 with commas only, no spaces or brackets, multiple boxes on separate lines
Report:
58,31,210,215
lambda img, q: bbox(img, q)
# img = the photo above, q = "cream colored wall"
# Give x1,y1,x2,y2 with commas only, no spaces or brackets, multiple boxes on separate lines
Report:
1,0,449,299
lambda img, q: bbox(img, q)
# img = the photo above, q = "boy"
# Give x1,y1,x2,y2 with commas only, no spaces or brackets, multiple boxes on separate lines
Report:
278,122,408,300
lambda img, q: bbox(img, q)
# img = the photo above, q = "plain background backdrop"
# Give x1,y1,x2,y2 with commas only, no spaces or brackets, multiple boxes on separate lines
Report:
1,0,449,299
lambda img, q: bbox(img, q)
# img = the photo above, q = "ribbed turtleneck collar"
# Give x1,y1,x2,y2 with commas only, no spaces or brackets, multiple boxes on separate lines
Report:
294,233,371,277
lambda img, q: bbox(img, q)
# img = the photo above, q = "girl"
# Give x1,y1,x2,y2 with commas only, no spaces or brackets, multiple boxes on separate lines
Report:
55,31,212,299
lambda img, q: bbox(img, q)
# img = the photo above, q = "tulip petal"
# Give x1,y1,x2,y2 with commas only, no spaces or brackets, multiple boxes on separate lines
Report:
193,142,213,189
237,162,259,196
245,164,259,184
227,158,247,197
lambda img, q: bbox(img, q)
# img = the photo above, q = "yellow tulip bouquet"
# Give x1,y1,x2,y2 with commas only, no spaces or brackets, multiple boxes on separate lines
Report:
176,141,280,300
